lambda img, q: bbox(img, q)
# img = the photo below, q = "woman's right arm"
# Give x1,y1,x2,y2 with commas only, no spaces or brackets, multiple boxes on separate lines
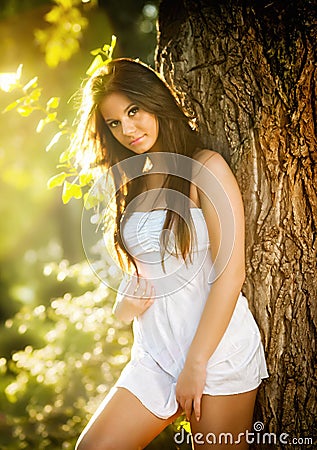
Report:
112,274,155,324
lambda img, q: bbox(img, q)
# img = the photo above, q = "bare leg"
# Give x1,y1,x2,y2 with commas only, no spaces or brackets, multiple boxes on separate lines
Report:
75,387,181,450
189,388,258,449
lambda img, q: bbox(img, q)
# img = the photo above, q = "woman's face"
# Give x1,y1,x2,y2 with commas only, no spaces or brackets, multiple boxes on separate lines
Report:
99,92,160,154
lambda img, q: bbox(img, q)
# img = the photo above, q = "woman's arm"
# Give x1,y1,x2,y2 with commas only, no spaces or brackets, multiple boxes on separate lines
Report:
176,150,246,421
113,274,155,324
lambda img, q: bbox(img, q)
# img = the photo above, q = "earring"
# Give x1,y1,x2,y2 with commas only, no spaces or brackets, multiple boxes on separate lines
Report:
142,155,153,173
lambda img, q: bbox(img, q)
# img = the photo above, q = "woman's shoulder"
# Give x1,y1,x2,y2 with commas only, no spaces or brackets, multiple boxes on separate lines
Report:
192,149,242,204
192,149,227,172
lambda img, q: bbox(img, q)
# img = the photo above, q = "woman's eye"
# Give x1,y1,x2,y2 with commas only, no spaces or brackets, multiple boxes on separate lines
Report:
128,106,139,117
109,120,120,128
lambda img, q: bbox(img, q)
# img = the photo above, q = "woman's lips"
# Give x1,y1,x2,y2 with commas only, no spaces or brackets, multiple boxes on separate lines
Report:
130,135,145,146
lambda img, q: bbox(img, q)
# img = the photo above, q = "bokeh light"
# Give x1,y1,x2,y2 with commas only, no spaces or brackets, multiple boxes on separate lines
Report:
0,1,169,448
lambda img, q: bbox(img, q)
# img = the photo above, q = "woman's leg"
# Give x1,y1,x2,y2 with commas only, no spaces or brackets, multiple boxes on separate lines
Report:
75,387,181,450
189,387,258,449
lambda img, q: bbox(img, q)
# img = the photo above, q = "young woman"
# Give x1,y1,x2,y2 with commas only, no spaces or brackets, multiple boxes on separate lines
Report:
74,58,269,450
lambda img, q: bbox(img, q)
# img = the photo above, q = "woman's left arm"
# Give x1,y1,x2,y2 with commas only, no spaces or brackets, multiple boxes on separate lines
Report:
176,150,246,422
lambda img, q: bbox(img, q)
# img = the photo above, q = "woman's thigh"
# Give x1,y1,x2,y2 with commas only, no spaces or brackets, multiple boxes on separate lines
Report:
190,388,258,449
75,387,181,450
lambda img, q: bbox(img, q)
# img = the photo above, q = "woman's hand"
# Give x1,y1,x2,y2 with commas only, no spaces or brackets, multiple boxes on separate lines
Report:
113,275,155,324
176,360,207,422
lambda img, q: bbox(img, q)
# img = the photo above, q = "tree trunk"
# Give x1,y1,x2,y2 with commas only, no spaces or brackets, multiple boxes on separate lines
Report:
156,0,317,448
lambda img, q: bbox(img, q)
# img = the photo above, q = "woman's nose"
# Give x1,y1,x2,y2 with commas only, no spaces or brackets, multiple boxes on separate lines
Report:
121,118,136,136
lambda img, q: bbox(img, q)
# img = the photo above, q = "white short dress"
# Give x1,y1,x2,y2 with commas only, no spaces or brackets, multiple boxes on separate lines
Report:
113,208,269,419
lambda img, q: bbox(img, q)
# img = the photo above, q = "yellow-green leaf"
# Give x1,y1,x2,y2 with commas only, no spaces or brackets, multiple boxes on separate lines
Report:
79,173,93,186
45,6,61,24
178,420,191,434
46,112,57,123
90,48,101,56
16,64,23,81
46,97,60,109
59,147,76,163
57,0,73,9
83,192,99,209
3,100,19,113
47,172,68,189
23,77,38,92
86,54,104,76
109,35,117,55
59,119,68,129
62,181,82,204
29,87,42,102
45,131,64,151
17,105,33,117
111,35,117,48
36,119,45,133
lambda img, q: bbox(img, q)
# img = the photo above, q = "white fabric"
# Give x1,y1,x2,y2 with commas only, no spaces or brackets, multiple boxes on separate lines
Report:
113,208,269,419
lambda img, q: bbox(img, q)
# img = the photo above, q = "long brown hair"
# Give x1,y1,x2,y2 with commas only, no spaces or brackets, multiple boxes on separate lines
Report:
73,58,202,276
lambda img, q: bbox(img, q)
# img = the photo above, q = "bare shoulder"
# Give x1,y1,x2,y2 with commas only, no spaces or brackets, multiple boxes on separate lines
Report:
193,149,231,177
193,148,218,163
193,149,243,207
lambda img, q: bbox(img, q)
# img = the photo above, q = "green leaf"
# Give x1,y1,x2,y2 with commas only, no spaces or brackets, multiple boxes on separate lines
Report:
62,181,82,204
86,54,104,76
46,97,60,109
103,58,112,66
79,173,93,186
179,420,191,434
45,131,64,151
110,35,117,54
59,147,76,163
90,48,101,56
57,0,73,9
83,192,100,209
59,119,68,129
23,77,38,92
36,113,57,133
29,87,42,102
3,100,19,113
17,105,34,117
47,172,68,189
36,119,45,133
16,64,23,81
45,6,61,24
46,112,57,123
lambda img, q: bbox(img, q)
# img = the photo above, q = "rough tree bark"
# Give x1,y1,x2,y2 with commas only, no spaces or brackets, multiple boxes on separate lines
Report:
156,0,316,448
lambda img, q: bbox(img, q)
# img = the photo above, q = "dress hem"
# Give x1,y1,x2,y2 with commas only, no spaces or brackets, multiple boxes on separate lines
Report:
115,375,269,420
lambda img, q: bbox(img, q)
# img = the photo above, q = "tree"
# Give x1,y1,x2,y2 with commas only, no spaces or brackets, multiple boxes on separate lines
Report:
156,0,316,448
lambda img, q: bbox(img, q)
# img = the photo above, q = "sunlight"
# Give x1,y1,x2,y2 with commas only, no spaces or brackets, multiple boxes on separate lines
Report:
0,64,22,92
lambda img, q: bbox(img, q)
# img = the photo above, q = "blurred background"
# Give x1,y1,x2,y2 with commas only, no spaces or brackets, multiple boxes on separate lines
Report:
0,0,158,324
0,1,188,449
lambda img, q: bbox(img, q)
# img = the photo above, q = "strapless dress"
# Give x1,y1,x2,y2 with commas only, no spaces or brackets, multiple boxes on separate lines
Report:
112,208,269,419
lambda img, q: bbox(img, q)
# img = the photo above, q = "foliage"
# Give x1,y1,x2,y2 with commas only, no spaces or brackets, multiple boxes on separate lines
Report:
0,243,132,449
0,5,186,448
34,0,96,68
0,35,116,206
86,35,117,76
0,239,188,449
1,64,70,143
0,32,124,449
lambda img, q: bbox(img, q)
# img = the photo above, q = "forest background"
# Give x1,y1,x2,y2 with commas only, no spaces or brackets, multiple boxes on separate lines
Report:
0,1,180,449
0,0,316,449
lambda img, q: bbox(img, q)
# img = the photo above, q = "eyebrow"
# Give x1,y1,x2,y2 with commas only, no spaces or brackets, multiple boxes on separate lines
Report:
104,103,135,123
